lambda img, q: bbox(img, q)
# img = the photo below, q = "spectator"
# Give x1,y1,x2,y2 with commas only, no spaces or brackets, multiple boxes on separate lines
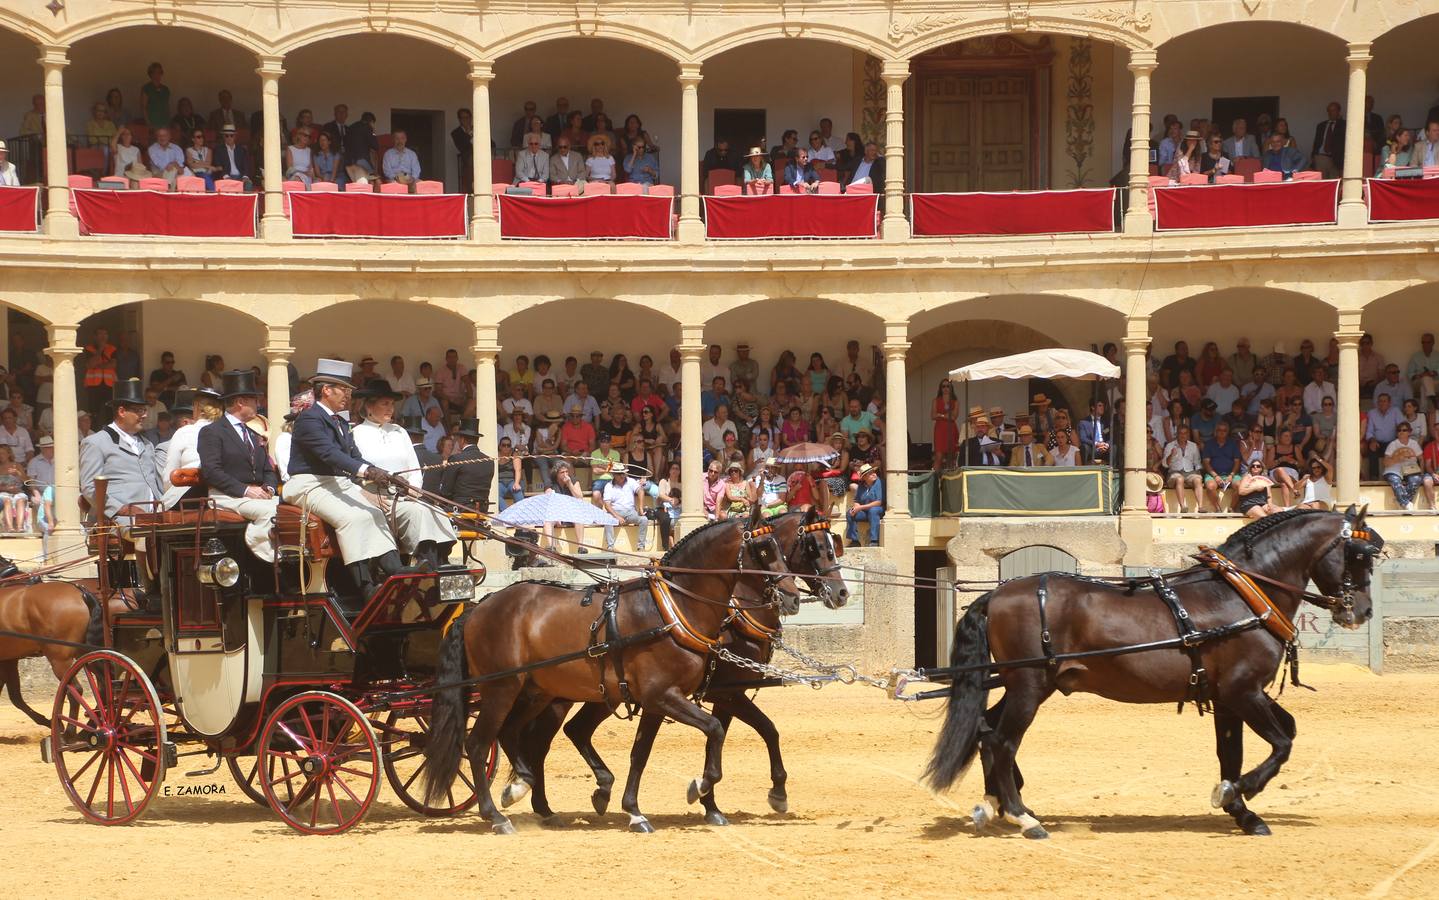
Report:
146,350,186,407
701,458,724,520
560,111,588,151
495,436,525,511
1170,130,1203,179
1296,456,1334,509
633,405,665,476
86,103,117,148
1378,128,1416,174
1310,101,1344,179
589,432,620,501
1364,392,1403,480
206,90,244,132
500,382,533,420
1163,423,1203,513
623,138,660,187
451,108,474,193
590,112,619,154
400,379,440,420
213,124,252,187
1273,117,1300,151
806,131,835,168
584,136,617,184
435,349,468,414
1302,364,1336,415
848,142,885,189
1414,121,1439,169
816,118,839,151
1192,398,1220,443
564,380,601,424
541,459,590,554
1236,459,1282,520
1050,428,1080,466
4,390,32,432
1202,420,1242,512
1223,118,1260,158
0,447,28,533
1374,364,1413,408
171,97,203,137
1077,399,1111,464
549,138,586,186
1383,422,1425,511
532,378,564,425
835,132,863,184
312,131,342,185
382,129,421,187
1009,424,1051,467
1407,332,1439,411
147,127,187,188
784,148,820,192
716,460,753,520
1242,366,1275,417
1199,133,1231,180
840,397,880,442
510,100,538,148
1271,430,1303,505
322,104,350,148
1158,340,1196,390
1156,120,1184,168
0,408,32,462
559,407,595,458
1205,368,1240,414
742,147,773,193
703,404,738,457
141,62,170,129
845,464,884,547
1358,333,1385,399
750,457,789,517
184,128,217,190
343,111,380,184
581,98,606,132
771,130,800,160
544,97,571,139
0,142,17,187
515,133,548,185
961,408,1002,465
520,116,552,153
421,404,445,451
1261,132,1305,178
105,88,133,131
500,406,532,454
702,139,739,185
932,381,959,469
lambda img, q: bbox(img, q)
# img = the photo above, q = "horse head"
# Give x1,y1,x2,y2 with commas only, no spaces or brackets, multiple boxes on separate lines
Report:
1310,504,1381,628
740,503,801,606
794,508,848,610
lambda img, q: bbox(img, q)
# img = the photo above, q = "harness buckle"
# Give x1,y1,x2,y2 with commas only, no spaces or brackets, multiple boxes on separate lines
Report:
587,641,609,658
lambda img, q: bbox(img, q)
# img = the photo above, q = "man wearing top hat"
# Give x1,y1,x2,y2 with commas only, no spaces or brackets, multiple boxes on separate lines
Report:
283,359,407,603
440,418,493,512
80,378,167,520
199,370,280,563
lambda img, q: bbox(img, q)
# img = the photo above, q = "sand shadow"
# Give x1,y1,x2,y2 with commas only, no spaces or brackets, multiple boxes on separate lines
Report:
918,811,1318,840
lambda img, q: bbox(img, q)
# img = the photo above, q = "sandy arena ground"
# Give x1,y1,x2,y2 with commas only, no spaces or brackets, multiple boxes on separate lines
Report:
2,664,1437,898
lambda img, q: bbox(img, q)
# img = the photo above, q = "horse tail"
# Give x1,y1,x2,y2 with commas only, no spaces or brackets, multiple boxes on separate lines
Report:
78,585,105,650
421,606,472,808
923,591,992,793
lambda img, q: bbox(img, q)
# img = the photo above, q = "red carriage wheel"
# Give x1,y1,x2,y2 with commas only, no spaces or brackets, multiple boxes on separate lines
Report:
380,709,495,816
226,754,273,807
50,650,168,825
258,692,381,835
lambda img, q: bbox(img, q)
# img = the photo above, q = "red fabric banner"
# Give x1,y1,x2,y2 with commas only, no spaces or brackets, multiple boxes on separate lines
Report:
290,192,468,239
1366,177,1439,223
910,189,1116,236
0,186,40,233
1153,180,1338,230
73,189,258,237
498,194,674,240
703,194,879,239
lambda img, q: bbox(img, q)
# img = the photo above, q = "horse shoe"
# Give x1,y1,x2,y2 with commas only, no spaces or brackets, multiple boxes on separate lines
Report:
629,813,655,834
500,779,531,808
1003,810,1049,840
687,777,712,804
704,809,730,826
1211,780,1238,809
491,818,517,835
971,795,999,830
767,788,788,814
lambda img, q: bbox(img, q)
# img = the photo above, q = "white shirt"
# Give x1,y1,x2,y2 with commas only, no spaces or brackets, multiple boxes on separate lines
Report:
851,159,875,183
1206,383,1240,413
1051,445,1080,466
499,423,531,450
1384,438,1423,477
702,418,738,452
602,478,641,515
501,396,533,418
160,419,206,507
0,425,33,460
274,432,292,481
421,419,446,452
387,370,416,395
225,412,255,450
1163,440,1202,474
34,363,52,405
0,161,19,187
1301,476,1332,505
1303,381,1337,415
353,420,422,489
808,145,835,164
26,454,54,487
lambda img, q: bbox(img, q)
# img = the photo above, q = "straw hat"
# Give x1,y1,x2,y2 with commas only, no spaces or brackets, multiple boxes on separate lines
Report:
1184,129,1201,141
967,404,986,420
747,146,765,159
1145,472,1165,493
1017,424,1034,437
857,463,878,478
1031,393,1050,407
989,405,1004,417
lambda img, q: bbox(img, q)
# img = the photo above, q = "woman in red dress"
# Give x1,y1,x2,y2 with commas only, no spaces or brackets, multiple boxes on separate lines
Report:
932,380,959,469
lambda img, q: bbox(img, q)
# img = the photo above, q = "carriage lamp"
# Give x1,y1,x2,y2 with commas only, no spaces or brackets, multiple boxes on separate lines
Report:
196,538,241,589
438,573,476,601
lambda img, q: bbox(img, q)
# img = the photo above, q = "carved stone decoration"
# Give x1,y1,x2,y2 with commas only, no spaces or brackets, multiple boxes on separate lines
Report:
888,13,966,42
1241,0,1264,14
1078,8,1153,32
861,55,885,147
366,16,389,33
1008,1,1031,32
575,2,598,35
915,34,1052,62
1064,38,1096,188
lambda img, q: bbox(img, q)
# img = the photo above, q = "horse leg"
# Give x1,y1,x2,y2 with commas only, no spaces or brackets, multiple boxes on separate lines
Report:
500,700,564,810
496,693,560,823
1,659,48,727
564,701,619,815
694,705,734,824
465,678,524,834
1212,692,1294,824
714,692,790,815
1211,706,1270,836
990,675,1049,839
619,711,665,833
972,698,1005,829
648,689,728,809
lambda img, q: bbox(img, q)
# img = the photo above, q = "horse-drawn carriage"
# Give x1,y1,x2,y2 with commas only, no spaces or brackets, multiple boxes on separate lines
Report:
40,475,490,834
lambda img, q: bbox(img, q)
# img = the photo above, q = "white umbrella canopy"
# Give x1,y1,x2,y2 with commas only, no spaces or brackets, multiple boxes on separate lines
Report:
949,348,1120,383
494,493,619,527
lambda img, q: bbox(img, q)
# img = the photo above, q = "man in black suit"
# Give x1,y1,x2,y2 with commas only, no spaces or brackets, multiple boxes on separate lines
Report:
282,358,405,604
544,97,571,140
198,370,279,562
847,141,886,191
1310,101,1345,179
440,418,493,512
451,107,474,194
212,124,252,188
404,416,444,495
959,408,1004,466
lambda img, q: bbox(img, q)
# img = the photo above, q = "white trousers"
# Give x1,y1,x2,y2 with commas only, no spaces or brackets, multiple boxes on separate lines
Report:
389,497,457,553
208,492,279,563
282,474,396,564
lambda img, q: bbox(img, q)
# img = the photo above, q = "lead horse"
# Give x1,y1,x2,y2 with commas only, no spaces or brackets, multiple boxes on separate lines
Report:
423,510,800,833
0,555,106,726
925,506,1381,838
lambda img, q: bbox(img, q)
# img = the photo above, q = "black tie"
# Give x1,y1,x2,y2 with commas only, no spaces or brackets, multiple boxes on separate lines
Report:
1025,446,1032,466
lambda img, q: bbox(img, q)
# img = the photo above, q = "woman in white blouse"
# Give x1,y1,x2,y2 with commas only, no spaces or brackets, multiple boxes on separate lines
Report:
352,383,456,568
111,127,143,182
1050,428,1080,466
585,135,616,184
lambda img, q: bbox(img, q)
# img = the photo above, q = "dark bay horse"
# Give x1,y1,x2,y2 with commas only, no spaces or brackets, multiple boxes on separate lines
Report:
925,507,1380,839
423,512,800,833
500,510,849,825
0,555,106,727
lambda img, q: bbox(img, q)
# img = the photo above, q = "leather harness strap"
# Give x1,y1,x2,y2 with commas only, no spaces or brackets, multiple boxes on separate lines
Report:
1150,572,1212,714
1195,547,1298,643
649,575,722,654
588,581,639,717
1035,574,1055,667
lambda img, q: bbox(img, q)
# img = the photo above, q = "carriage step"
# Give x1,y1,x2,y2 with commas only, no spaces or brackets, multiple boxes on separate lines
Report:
39,736,51,764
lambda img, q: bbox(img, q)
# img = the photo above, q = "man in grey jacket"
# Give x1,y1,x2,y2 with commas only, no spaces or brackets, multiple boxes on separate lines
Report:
80,378,166,520
549,139,587,187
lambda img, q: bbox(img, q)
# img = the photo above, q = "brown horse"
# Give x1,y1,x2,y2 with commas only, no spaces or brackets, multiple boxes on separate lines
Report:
925,506,1380,839
0,555,107,727
500,509,849,825
423,511,800,833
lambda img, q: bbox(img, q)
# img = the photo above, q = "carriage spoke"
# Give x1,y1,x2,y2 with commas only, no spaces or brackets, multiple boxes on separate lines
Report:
114,750,137,814
331,771,362,806
327,780,343,827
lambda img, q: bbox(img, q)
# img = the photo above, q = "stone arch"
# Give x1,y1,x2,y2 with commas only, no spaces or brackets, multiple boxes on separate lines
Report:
693,23,898,63
702,298,885,389
0,298,54,327
484,22,690,65
0,13,45,46
61,15,269,57
1154,15,1350,50
275,18,480,59
899,14,1149,60
1362,284,1439,366
498,300,683,386
290,300,476,378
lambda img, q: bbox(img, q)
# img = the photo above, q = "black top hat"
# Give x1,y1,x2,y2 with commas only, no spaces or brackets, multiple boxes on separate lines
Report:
400,414,426,436
169,388,197,416
356,378,402,402
453,417,483,438
109,378,147,408
219,369,262,401
194,385,222,400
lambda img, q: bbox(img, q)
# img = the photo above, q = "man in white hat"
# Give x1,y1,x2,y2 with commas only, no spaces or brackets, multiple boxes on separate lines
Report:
600,463,648,552
282,359,405,606
0,141,19,187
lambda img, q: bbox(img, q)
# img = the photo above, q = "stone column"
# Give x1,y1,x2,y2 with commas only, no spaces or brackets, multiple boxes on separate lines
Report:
263,325,293,444
39,45,79,238
1337,43,1372,229
46,324,84,552
881,60,910,242
1335,311,1363,506
882,321,911,521
678,325,706,534
1124,51,1157,235
469,61,500,242
472,323,501,506
1120,317,1153,566
677,64,704,244
257,56,290,240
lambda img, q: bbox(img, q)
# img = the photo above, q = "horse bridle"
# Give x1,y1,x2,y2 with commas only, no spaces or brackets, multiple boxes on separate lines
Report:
1212,515,1382,618
735,524,793,610
798,520,844,599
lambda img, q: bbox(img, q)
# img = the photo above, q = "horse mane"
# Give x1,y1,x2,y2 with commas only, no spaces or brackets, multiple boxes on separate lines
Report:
1219,507,1326,556
659,517,737,567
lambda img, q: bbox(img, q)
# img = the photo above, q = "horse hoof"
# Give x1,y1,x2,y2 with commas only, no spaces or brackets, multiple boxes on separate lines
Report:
704,810,729,827
539,815,565,829
1021,824,1050,840
971,804,993,830
1211,780,1238,809
500,780,531,809
767,790,788,814
1242,817,1272,836
491,819,517,835
687,778,710,805
629,815,655,834
591,788,611,816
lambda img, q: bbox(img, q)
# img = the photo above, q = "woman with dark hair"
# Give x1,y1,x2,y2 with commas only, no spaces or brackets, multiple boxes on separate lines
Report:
1196,341,1224,387
619,114,658,158
933,380,959,469
201,355,225,390
635,404,666,476
806,352,831,394
780,405,811,447
561,110,588,151
852,429,883,468
822,375,847,421
752,405,780,448
731,378,761,430
170,97,203,137
770,350,801,395
818,430,851,516
608,353,636,402
836,132,864,184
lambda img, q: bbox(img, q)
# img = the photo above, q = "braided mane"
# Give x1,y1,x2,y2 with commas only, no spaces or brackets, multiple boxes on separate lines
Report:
659,517,737,567
1219,507,1325,556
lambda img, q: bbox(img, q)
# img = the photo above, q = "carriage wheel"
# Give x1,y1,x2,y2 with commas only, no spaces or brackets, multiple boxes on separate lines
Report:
50,650,167,825
258,692,380,835
380,709,495,817
226,754,273,807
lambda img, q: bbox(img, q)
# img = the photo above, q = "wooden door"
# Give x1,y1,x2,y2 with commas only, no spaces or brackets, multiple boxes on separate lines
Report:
976,76,1030,190
920,74,1031,192
923,76,976,192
